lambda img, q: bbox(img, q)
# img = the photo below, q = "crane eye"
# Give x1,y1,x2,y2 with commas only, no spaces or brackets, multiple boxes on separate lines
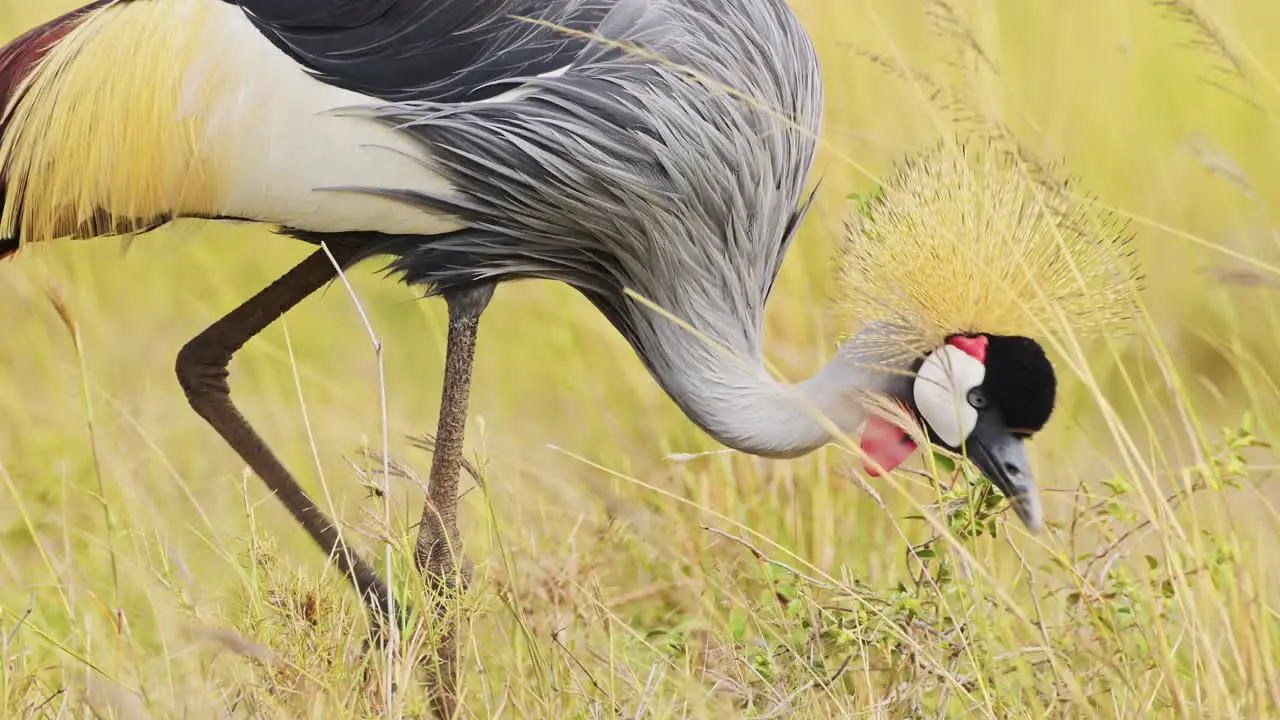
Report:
967,387,988,409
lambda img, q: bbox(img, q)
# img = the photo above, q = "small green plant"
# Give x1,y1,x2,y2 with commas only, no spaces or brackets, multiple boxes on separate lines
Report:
697,415,1275,717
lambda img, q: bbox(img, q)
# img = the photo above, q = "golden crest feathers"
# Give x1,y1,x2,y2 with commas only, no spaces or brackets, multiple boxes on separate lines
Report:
837,141,1140,361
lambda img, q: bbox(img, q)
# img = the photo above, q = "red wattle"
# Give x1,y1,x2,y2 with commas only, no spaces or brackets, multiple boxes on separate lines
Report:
860,415,917,477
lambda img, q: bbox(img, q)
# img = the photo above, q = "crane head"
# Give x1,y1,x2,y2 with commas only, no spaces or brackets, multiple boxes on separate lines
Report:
838,140,1140,533
886,333,1055,531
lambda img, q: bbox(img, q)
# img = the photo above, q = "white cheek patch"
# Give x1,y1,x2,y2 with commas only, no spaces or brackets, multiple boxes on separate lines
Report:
913,345,987,448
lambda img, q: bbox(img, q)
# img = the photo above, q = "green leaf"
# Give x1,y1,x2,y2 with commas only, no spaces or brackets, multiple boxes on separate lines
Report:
789,627,808,647
730,609,747,643
961,462,982,484
1116,605,1134,621
931,451,957,474
1102,475,1132,495
846,189,881,219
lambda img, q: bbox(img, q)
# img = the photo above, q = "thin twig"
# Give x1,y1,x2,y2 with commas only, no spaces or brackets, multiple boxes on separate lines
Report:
550,629,609,698
4,603,32,646
411,434,483,485
701,526,834,589
30,689,66,715
319,242,397,718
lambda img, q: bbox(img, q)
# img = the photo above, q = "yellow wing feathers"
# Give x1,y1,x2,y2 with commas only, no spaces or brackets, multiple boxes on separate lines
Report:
837,142,1139,360
0,0,229,244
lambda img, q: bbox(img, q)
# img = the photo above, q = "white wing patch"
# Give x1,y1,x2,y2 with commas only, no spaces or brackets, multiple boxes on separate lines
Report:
193,0,465,236
914,345,986,448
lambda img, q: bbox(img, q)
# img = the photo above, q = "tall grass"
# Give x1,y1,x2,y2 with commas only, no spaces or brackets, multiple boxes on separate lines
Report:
1,0,1277,717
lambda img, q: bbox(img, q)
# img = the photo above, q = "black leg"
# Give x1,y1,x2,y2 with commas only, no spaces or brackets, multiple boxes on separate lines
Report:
415,283,494,719
175,247,395,626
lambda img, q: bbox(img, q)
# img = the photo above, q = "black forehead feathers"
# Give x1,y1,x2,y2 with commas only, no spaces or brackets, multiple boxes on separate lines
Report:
979,335,1057,434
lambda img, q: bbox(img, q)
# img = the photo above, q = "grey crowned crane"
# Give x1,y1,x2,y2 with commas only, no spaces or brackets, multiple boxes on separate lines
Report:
0,0,1135,713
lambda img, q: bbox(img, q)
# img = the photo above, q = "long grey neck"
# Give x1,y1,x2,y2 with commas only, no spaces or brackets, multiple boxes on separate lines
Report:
631,307,910,459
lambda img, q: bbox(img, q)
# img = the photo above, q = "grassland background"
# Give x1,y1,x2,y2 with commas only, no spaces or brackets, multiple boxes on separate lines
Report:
1,0,1279,718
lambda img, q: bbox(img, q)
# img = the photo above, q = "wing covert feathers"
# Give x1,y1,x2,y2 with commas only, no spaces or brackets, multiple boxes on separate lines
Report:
0,0,226,246
0,0,115,255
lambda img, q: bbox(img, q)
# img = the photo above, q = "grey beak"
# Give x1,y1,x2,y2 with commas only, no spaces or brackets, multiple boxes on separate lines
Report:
968,410,1044,533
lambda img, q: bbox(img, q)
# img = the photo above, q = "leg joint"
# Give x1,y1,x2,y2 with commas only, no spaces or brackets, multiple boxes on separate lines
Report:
445,283,496,326
175,337,232,409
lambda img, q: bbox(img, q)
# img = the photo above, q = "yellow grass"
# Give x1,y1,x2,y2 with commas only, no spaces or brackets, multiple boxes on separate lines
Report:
1,0,1278,718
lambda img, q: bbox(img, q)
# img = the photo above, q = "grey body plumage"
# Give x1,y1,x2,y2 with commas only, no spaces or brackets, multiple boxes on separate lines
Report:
377,5,817,348
274,0,835,454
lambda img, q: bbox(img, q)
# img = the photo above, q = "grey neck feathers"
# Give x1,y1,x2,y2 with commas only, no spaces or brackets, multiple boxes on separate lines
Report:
627,304,908,459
